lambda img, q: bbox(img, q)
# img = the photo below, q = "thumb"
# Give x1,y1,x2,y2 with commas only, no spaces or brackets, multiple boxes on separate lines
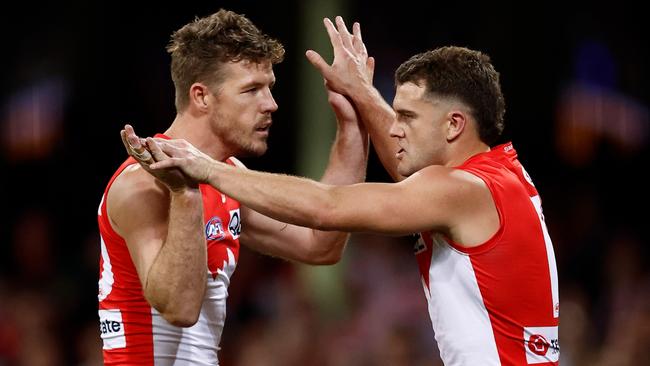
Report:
306,50,331,77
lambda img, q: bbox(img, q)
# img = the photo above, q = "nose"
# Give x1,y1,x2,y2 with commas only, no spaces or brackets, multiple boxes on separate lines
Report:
262,89,278,113
389,121,404,138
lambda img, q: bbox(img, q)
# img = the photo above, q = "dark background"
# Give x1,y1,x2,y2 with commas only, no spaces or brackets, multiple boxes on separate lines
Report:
1,1,648,365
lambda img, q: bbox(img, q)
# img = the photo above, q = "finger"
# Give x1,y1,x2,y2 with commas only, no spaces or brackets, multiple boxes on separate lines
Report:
131,149,153,165
146,137,170,162
150,158,179,170
120,130,131,153
323,18,344,51
151,137,186,148
124,124,138,146
121,128,153,163
306,50,333,78
124,125,146,154
352,22,363,43
150,138,180,157
367,56,375,81
335,16,354,51
124,126,147,149
352,22,367,56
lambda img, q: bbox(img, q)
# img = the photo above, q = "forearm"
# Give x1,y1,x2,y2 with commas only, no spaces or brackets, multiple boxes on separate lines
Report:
208,164,334,230
237,123,367,266
305,120,368,261
352,86,405,182
145,189,206,326
320,122,369,185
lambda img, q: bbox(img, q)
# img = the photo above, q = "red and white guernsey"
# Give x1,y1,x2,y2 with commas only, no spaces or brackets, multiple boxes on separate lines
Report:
415,142,560,365
97,138,241,365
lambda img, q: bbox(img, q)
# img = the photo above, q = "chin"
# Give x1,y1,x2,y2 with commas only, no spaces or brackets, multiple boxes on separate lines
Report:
400,162,424,177
397,164,412,177
240,142,268,157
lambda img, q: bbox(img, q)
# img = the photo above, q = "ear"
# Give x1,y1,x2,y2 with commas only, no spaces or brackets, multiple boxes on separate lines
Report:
189,83,210,112
446,110,466,141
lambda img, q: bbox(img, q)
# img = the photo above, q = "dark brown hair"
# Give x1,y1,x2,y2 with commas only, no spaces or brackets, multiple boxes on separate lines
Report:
395,46,505,145
167,9,285,111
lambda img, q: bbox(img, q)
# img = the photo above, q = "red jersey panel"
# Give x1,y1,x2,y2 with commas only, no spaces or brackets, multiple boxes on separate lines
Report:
415,142,560,365
97,135,241,365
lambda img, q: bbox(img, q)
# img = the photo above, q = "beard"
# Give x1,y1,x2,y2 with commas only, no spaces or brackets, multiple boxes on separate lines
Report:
209,111,269,158
235,137,268,157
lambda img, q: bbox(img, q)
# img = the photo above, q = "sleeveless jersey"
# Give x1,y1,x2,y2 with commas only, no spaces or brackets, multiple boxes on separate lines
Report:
97,136,241,365
415,142,560,365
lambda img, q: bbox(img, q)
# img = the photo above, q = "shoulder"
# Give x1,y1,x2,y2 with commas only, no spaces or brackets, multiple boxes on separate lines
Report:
107,164,170,235
404,165,492,211
407,165,487,192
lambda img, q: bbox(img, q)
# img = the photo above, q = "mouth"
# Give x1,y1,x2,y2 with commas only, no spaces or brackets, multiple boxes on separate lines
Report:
395,147,405,159
255,121,272,135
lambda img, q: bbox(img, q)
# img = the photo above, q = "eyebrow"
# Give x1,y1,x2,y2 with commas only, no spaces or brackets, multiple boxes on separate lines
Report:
395,109,416,117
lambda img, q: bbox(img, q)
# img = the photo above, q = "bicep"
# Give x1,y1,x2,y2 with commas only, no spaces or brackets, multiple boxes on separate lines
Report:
327,170,461,235
107,170,169,286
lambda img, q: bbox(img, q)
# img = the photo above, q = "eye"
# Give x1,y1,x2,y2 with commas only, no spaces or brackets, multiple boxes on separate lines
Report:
398,113,414,122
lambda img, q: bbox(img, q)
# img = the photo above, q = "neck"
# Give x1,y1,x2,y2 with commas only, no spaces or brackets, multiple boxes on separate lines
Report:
164,113,232,162
444,138,490,168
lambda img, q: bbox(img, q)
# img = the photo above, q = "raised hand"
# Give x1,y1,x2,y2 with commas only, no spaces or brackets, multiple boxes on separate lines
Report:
326,86,359,129
306,16,375,96
120,124,198,192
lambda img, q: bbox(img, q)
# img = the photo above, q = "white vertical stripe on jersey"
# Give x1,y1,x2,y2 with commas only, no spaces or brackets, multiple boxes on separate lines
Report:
98,235,114,302
530,196,560,318
423,233,501,366
150,271,228,365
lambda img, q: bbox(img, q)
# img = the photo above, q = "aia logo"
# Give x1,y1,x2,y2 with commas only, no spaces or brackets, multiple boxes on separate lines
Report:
528,334,549,356
206,217,226,241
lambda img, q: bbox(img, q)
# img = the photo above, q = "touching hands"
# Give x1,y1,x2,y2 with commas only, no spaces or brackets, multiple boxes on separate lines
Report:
120,125,200,191
145,138,216,184
326,87,359,129
306,16,375,97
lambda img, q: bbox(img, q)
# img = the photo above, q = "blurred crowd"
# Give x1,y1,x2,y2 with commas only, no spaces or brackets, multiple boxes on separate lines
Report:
1,203,648,365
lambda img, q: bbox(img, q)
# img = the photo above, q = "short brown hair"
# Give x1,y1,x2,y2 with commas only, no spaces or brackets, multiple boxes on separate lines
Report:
167,9,285,112
395,46,505,145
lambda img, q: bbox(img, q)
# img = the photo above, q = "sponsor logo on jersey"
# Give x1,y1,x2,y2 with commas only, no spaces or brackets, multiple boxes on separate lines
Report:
528,334,549,355
413,236,427,255
98,309,126,349
524,326,559,364
228,209,241,239
521,165,536,187
206,216,226,241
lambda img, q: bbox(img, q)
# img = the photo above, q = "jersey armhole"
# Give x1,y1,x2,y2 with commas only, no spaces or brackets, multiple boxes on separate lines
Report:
100,158,138,244
226,156,246,169
444,168,505,255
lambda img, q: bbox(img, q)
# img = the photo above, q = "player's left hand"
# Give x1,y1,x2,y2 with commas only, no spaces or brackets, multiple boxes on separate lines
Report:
121,124,198,192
